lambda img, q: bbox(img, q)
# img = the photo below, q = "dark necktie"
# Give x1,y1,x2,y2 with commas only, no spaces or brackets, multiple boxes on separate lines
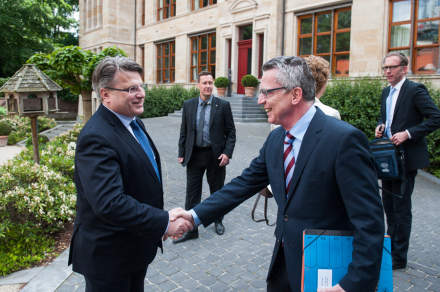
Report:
284,132,295,194
196,101,207,146
130,120,160,181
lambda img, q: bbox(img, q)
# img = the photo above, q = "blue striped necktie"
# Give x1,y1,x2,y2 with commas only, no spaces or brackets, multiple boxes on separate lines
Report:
130,120,160,181
385,87,397,138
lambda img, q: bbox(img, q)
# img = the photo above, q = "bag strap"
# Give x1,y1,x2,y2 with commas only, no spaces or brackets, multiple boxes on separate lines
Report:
251,187,276,226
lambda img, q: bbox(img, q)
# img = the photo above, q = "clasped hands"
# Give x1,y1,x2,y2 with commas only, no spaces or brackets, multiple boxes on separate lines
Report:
375,124,409,145
163,208,195,241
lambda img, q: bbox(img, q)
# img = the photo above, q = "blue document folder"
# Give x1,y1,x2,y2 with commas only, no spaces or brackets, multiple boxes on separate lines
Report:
302,229,393,292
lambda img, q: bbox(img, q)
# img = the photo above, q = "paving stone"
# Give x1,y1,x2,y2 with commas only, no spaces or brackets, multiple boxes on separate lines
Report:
55,284,76,292
410,277,430,288
429,284,440,292
158,280,178,291
199,276,218,287
407,269,427,279
230,279,252,291
73,285,85,292
179,278,200,290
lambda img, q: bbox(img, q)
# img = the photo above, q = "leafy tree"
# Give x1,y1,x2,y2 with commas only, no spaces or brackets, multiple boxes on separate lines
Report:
28,46,127,124
0,0,78,78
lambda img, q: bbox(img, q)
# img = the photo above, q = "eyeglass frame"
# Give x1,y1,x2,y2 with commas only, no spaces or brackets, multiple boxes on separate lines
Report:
381,65,404,72
259,87,287,97
105,83,148,94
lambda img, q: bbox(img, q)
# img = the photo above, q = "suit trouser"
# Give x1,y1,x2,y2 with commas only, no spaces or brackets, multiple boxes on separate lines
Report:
84,268,147,292
381,170,417,263
267,245,291,292
185,146,226,229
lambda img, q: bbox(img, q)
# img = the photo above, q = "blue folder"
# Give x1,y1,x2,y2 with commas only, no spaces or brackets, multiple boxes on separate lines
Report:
302,229,392,292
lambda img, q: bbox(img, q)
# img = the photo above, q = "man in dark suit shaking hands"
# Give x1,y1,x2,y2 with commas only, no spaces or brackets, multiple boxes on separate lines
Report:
175,71,236,243
174,56,385,291
68,56,192,292
375,52,440,270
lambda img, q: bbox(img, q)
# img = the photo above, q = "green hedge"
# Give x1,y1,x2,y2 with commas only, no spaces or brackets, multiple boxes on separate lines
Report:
321,76,440,177
0,123,82,275
139,85,199,119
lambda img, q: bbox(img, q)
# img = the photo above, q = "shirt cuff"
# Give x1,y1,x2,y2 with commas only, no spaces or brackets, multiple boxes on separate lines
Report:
406,129,412,139
190,209,202,226
164,213,170,235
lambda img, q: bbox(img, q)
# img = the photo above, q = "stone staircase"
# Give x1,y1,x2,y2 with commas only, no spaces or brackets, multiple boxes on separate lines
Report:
169,94,268,123
17,121,76,147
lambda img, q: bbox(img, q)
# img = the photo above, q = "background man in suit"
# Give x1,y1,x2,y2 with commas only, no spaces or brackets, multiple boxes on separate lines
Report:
69,56,192,292
375,52,440,270
175,56,385,292
175,71,236,243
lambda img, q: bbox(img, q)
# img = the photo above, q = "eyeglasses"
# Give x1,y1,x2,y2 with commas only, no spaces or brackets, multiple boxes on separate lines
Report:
105,83,148,94
259,87,287,97
382,65,403,72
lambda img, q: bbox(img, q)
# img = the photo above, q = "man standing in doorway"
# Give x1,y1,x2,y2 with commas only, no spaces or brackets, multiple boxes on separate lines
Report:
375,52,440,270
175,71,236,243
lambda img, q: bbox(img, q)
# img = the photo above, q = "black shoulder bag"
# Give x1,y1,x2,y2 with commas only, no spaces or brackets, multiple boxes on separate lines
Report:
370,138,407,197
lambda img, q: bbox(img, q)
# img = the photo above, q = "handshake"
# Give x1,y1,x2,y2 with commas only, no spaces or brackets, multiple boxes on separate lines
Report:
164,208,195,241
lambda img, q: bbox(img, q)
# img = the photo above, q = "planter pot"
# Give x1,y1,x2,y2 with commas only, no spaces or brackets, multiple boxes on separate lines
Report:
217,87,227,97
244,87,256,97
0,135,8,147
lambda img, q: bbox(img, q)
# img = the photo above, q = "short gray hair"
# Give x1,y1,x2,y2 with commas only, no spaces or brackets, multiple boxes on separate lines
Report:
261,56,315,102
383,52,409,67
92,56,144,102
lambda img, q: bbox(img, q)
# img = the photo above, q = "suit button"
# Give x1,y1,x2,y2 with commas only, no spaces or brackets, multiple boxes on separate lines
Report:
284,215,289,221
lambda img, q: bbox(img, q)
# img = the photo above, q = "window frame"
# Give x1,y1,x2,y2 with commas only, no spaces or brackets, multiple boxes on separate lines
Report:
157,0,176,21
388,0,440,74
192,0,217,11
190,32,216,82
297,6,352,76
156,41,176,83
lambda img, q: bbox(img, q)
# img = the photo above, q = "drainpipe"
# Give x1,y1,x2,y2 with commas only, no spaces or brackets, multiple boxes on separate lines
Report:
281,0,286,55
134,0,137,60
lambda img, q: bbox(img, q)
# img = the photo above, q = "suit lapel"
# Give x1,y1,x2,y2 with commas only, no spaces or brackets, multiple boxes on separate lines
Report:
98,105,161,185
190,97,199,130
273,129,287,206
393,79,409,117
284,110,324,209
209,96,218,128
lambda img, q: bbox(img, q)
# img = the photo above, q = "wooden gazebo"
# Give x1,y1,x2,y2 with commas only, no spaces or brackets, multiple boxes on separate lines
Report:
0,64,62,163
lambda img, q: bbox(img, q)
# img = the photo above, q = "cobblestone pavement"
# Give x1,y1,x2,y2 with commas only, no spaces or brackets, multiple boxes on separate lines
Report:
56,115,440,292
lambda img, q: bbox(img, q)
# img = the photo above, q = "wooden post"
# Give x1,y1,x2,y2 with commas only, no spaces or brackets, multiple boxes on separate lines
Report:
30,116,40,164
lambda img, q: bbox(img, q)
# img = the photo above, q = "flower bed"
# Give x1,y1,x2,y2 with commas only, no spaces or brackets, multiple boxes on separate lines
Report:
0,123,82,275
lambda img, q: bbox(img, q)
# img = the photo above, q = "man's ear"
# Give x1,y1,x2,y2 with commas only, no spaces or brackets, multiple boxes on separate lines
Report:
101,88,110,102
291,87,303,105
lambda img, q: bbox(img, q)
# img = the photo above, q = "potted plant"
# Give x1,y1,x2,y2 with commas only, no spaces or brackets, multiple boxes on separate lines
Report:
241,74,259,97
0,120,12,147
214,77,229,97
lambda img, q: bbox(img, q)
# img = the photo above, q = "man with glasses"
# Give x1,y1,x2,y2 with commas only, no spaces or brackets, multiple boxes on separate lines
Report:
375,52,440,270
69,56,192,292
175,70,236,243
173,56,385,292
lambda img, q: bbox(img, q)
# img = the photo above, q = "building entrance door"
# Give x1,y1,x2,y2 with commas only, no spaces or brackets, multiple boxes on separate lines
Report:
237,39,252,94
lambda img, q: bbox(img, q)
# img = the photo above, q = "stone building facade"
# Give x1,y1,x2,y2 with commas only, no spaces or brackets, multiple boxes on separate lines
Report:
79,0,440,113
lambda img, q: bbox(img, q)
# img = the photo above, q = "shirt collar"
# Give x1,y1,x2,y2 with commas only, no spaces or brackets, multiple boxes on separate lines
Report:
102,104,135,128
198,95,213,105
287,105,316,142
392,76,406,91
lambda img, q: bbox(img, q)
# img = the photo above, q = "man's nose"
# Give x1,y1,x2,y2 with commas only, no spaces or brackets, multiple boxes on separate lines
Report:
258,94,265,105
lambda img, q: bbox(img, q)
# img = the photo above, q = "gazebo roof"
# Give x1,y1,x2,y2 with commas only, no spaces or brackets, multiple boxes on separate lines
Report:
0,64,62,93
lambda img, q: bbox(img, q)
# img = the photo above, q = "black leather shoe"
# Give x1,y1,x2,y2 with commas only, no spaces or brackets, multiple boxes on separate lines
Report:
392,260,407,270
215,222,225,235
173,232,198,244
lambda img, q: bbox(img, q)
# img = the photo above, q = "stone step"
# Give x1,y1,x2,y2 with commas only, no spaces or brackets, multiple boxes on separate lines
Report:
16,121,76,147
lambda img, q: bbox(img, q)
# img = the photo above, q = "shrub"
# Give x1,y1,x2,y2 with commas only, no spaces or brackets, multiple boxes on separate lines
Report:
241,74,259,87
0,121,12,136
57,88,79,102
140,85,199,119
7,133,20,145
0,107,6,116
0,116,56,143
0,123,82,275
25,134,50,148
214,77,229,88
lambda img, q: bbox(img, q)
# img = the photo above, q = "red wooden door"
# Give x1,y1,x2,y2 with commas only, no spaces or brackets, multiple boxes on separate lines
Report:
237,39,252,94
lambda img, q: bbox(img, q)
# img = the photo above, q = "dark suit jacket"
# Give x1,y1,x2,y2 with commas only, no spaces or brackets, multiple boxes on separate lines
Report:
178,96,236,166
378,79,440,171
193,108,385,292
68,105,169,279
